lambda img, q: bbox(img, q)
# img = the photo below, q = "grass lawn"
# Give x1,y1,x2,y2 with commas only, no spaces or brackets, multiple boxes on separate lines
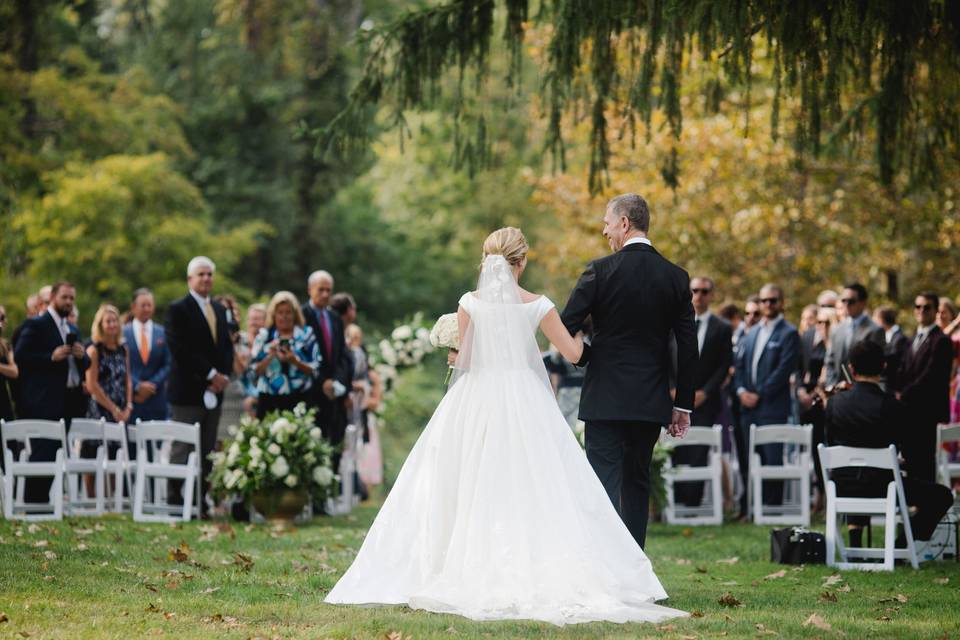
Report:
3,361,959,638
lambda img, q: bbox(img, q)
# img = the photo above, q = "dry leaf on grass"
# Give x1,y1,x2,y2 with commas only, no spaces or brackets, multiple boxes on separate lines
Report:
168,543,191,563
676,558,692,565
822,574,843,587
43,551,56,561
690,610,705,618
877,616,891,622
232,552,254,572
933,577,949,585
803,613,831,630
819,591,838,603
656,624,677,632
718,592,743,607
145,603,161,613
716,557,739,564
33,540,48,548
755,623,778,636
836,585,851,593
0,613,8,623
17,631,31,638
764,570,787,581
878,594,908,604
385,632,405,640
201,587,220,594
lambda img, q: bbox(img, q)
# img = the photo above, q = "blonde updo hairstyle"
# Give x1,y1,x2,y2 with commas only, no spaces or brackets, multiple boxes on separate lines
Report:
481,227,528,269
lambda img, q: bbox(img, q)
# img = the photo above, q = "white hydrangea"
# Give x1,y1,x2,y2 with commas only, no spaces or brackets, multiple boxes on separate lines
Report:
391,325,413,341
247,457,259,470
224,468,245,489
293,402,307,417
270,456,289,478
267,442,281,456
309,427,322,440
304,452,316,464
270,418,293,437
226,442,241,465
284,474,298,488
249,436,259,447
249,445,263,460
415,327,430,342
313,466,334,485
227,424,238,437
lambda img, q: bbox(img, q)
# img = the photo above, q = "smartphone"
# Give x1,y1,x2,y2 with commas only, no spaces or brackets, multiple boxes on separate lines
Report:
65,332,78,346
279,338,291,351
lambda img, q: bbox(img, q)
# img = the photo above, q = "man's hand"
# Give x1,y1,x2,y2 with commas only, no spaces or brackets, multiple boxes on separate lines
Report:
210,372,229,393
322,378,336,400
71,343,85,359
51,345,71,362
694,390,707,408
739,390,760,409
669,409,691,438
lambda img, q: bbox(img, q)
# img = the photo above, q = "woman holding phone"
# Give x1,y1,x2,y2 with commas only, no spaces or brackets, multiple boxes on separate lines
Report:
250,291,321,419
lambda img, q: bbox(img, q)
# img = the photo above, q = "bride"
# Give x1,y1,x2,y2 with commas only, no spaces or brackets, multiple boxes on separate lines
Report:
325,227,686,625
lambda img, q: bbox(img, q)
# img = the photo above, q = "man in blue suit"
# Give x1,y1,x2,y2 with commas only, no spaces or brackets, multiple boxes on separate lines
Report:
733,283,800,515
14,281,91,502
124,288,171,422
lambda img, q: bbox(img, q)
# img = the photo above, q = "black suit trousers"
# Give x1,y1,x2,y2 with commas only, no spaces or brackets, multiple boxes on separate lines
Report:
584,419,661,549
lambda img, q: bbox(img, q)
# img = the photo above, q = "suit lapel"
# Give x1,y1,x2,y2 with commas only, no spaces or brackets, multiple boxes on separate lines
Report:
186,295,216,347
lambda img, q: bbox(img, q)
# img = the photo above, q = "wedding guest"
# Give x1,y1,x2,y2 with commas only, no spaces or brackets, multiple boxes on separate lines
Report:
733,283,800,513
345,324,384,488
85,304,132,424
671,277,732,506
797,306,836,510
331,292,358,327
894,292,954,482
251,291,320,418
817,289,839,309
739,295,762,342
825,340,952,546
124,288,171,422
302,270,353,446
935,299,960,423
14,281,91,502
834,296,848,323
718,303,741,345
0,305,18,421
824,283,885,387
166,257,234,516
10,289,48,353
799,304,818,335
236,303,267,417
873,305,909,389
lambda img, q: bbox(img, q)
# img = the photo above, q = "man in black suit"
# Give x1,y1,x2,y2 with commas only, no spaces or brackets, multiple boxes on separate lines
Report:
166,256,234,514
894,292,955,483
562,193,697,549
669,276,732,506
825,340,952,545
13,281,90,502
873,305,909,390
302,270,353,446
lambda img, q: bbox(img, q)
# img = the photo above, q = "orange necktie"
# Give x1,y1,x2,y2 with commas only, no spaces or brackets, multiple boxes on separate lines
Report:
139,324,150,363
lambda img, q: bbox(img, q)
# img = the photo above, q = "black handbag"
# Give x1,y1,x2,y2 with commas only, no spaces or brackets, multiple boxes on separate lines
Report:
770,527,826,564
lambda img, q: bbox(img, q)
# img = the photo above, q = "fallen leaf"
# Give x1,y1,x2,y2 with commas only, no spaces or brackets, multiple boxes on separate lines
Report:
201,587,220,594
145,603,161,613
33,540,48,548
74,528,93,537
144,584,159,593
822,574,843,587
803,613,831,631
690,610,705,618
0,613,8,623
755,623,778,636
716,557,739,564
879,594,908,604
232,552,254,572
675,558,692,565
695,566,708,574
836,584,852,593
165,580,180,590
877,616,891,622
933,577,949,585
819,591,838,603
385,632,404,640
43,551,57,561
197,526,219,542
656,624,677,632
163,612,176,620
718,592,743,607
17,632,31,638
764,570,787,581
76,543,88,551
168,545,190,563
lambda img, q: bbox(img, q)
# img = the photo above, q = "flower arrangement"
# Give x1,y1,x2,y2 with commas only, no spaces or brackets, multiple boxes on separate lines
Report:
429,312,460,385
369,312,436,389
208,403,337,503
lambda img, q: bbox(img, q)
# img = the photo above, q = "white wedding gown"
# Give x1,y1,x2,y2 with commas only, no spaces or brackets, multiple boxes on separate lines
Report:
325,259,686,625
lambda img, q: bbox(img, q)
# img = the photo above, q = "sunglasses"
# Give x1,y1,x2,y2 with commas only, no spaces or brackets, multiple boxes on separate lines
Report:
690,288,712,294
759,298,780,304
840,297,858,305
915,303,934,311
816,319,830,325
746,311,762,317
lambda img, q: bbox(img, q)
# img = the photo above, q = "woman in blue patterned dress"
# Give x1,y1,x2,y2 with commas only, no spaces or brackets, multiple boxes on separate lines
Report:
250,291,321,419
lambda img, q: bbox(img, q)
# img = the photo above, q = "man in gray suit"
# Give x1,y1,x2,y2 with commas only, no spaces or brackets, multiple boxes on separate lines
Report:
824,283,885,387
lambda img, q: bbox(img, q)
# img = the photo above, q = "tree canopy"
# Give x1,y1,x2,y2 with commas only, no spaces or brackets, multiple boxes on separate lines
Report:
325,0,960,194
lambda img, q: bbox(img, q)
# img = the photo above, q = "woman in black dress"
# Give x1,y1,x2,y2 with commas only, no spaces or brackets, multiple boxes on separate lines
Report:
0,305,18,421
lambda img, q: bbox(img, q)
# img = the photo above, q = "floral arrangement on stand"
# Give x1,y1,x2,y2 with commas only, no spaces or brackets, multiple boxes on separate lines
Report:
369,312,436,392
209,403,338,517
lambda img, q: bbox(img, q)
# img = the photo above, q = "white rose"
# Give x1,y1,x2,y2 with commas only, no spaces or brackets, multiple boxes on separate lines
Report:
270,456,289,478
267,442,281,456
226,442,241,465
247,458,259,470
249,446,263,460
284,474,298,488
293,402,307,417
249,436,259,446
271,418,292,436
391,325,413,341
304,452,316,464
313,466,334,485
309,427,322,440
227,424,239,437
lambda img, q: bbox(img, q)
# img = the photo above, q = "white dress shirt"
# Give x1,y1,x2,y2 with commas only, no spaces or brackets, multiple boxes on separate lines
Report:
885,324,900,344
188,289,218,381
47,307,81,388
695,311,711,355
913,324,933,352
751,314,784,385
132,318,154,350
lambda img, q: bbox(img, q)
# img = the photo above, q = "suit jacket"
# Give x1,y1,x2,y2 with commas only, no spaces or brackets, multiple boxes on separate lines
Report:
798,328,827,392
13,311,91,420
124,322,171,420
733,317,800,424
824,380,902,485
824,316,885,386
301,303,352,391
670,314,732,425
561,242,697,424
165,293,234,407
895,325,953,424
883,328,910,390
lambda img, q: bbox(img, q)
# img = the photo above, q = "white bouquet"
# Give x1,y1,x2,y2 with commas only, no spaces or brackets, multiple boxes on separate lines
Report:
429,313,460,350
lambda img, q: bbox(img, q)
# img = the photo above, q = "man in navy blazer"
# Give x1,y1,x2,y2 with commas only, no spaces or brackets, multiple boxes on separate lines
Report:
13,281,91,502
733,283,800,513
125,288,171,422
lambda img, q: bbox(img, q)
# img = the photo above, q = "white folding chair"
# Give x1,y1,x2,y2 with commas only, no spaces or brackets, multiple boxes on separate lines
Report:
132,420,201,522
102,421,133,512
64,418,106,516
749,424,812,525
1,419,67,520
661,425,723,525
818,444,919,570
937,423,960,489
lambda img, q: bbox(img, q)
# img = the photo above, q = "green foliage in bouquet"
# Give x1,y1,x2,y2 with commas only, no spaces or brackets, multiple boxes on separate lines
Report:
208,404,337,503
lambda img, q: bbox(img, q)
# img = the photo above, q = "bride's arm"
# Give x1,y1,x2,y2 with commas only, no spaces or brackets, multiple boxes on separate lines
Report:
540,309,583,364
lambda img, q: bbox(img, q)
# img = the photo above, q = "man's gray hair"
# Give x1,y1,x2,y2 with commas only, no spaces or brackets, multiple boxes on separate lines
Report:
187,256,216,277
816,289,839,306
307,270,334,287
607,193,650,233
131,287,153,303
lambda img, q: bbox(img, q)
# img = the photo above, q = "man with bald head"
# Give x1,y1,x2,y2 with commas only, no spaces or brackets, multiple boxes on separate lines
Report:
302,270,353,445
